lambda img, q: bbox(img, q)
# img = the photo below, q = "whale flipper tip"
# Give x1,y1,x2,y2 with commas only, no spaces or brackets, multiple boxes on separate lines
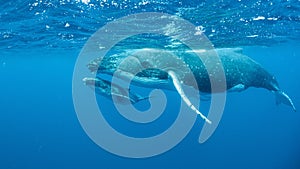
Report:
275,91,296,112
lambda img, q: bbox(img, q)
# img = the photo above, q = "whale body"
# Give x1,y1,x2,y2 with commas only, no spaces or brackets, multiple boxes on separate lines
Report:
84,48,296,123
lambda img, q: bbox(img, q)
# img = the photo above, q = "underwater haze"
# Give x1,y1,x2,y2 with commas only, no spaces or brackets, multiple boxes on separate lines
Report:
1,0,300,169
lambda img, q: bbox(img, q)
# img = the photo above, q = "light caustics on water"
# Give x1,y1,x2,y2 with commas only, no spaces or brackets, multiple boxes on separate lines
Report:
1,0,299,50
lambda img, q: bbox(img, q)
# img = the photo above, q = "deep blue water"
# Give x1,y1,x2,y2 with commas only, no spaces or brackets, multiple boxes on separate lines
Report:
1,0,300,169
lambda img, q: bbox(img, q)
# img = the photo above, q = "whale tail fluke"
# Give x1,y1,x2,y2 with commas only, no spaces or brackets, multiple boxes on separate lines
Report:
275,91,296,112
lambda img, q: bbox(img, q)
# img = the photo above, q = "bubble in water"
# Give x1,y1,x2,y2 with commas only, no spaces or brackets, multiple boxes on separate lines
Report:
65,23,70,28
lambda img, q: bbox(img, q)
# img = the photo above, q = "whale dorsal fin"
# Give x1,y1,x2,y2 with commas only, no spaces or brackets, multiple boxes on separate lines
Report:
216,48,243,54
168,70,212,124
232,47,243,53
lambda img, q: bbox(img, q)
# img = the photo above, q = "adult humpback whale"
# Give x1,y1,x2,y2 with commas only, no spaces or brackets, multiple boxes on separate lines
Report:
84,48,296,123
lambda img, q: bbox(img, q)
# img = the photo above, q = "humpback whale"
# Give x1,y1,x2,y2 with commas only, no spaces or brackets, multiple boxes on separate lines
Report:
84,48,296,123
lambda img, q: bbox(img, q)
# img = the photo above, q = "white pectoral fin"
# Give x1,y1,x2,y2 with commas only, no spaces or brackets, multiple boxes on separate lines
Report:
168,71,212,124
275,90,296,111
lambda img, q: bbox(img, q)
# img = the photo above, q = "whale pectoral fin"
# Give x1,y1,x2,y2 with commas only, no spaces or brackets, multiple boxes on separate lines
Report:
227,84,245,92
168,70,212,124
275,91,296,111
128,89,149,104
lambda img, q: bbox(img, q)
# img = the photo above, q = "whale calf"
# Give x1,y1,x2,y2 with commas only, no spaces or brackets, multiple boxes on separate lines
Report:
83,77,148,104
85,48,296,123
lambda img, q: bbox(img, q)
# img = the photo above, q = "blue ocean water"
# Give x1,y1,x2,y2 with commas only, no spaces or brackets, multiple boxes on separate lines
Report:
1,0,300,169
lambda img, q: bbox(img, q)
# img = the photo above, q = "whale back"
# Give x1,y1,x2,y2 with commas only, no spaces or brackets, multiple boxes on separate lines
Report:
219,50,279,92
178,48,279,93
